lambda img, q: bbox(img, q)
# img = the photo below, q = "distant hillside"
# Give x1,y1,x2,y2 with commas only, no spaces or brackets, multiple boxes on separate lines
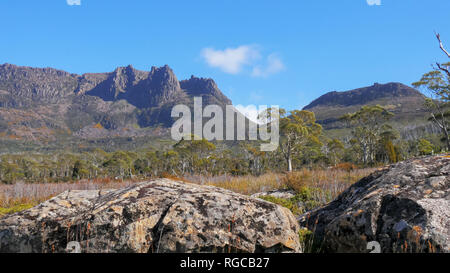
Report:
0,63,240,152
303,82,437,139
0,64,438,153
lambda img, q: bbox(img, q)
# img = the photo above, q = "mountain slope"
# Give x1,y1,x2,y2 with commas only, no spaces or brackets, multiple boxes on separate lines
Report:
302,82,434,137
1,64,436,152
0,63,234,148
304,82,424,110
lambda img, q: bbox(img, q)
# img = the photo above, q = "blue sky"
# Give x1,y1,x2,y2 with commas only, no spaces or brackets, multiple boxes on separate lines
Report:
1,0,449,113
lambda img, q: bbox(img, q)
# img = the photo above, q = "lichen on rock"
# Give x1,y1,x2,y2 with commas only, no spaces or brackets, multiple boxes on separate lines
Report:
0,179,301,253
299,155,449,253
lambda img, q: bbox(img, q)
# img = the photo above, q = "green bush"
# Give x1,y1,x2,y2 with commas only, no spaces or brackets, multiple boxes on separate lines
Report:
259,195,304,216
259,186,328,216
0,203,35,217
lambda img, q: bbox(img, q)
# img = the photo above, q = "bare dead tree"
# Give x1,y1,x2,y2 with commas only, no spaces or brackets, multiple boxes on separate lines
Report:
414,33,450,150
435,32,450,77
436,33,450,58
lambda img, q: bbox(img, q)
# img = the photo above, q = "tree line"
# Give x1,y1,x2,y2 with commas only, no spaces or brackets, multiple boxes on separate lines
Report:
0,104,444,184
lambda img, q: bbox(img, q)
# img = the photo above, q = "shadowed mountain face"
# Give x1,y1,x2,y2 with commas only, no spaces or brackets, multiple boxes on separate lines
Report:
304,82,424,109
0,63,78,106
81,65,186,108
180,75,232,105
0,63,233,143
0,63,231,108
303,82,432,138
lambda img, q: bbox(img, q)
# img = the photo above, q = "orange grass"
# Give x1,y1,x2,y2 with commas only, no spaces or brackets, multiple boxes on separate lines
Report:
0,168,375,217
187,168,374,197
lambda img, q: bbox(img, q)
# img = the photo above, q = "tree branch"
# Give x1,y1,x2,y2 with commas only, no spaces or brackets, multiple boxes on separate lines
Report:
436,62,450,78
436,32,450,58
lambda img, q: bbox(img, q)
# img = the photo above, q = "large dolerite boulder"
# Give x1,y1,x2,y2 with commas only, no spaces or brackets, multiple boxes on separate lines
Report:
0,179,301,253
299,155,449,253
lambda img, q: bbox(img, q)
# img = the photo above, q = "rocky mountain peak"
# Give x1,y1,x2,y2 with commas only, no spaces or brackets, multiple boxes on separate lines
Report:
148,65,178,85
0,63,78,102
0,63,236,139
144,65,181,106
302,82,429,132
180,76,231,105
304,82,424,109
110,66,134,93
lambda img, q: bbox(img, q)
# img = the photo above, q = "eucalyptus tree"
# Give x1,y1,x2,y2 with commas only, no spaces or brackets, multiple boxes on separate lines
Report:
413,33,450,150
341,105,394,165
276,109,323,172
326,138,345,166
173,137,216,174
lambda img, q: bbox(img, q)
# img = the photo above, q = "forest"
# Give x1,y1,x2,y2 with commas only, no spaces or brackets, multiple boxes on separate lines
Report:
0,104,445,184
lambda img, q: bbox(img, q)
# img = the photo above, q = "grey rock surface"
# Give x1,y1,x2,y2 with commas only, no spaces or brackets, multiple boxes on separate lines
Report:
0,179,301,253
251,189,297,199
299,155,449,253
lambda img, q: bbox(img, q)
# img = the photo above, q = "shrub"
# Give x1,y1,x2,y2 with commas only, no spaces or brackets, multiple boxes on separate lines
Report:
259,187,327,216
0,202,36,217
332,162,358,172
259,195,304,216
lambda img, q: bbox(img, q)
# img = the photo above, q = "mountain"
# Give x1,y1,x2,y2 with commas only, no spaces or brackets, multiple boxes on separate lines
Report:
0,63,437,152
0,63,235,151
303,82,437,139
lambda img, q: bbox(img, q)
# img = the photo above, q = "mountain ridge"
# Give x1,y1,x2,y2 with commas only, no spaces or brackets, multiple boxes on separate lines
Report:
0,63,435,151
0,63,230,108
0,63,234,146
302,82,432,139
303,82,425,109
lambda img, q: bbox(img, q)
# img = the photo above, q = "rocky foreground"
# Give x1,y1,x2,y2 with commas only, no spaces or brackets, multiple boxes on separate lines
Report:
0,155,448,253
0,179,300,253
300,155,449,253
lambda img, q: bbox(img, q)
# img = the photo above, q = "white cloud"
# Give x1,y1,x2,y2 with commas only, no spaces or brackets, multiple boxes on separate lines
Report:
67,0,81,6
201,45,285,77
234,104,263,124
251,54,285,78
366,0,381,6
201,45,260,74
